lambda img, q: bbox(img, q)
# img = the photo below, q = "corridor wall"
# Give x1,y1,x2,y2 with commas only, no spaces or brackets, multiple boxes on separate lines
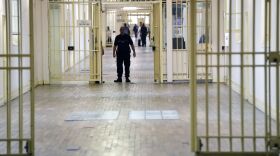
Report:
228,0,280,119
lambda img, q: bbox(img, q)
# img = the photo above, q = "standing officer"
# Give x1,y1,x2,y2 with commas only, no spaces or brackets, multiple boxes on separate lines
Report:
113,27,136,83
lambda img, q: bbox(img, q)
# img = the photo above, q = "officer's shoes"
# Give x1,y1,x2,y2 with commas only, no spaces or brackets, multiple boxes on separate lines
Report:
126,78,131,83
114,79,122,83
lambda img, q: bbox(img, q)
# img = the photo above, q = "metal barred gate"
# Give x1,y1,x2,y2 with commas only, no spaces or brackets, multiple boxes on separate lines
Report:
0,0,35,155
48,0,102,83
190,0,280,155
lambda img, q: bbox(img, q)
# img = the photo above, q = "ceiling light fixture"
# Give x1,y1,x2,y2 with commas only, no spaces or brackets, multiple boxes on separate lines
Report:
122,7,138,11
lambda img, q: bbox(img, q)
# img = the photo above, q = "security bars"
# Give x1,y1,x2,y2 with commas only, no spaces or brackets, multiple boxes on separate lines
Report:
190,0,280,155
0,0,35,155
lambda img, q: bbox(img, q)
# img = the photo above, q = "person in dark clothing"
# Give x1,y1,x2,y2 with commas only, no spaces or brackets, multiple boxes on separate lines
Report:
133,24,138,38
113,27,136,83
140,23,148,47
123,23,130,35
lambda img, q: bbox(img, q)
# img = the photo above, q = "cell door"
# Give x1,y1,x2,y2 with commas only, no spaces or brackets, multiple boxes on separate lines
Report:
48,0,102,83
153,1,163,83
0,0,35,155
190,0,280,156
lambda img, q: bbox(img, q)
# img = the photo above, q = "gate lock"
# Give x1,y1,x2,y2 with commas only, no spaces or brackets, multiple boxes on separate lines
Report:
267,137,280,153
267,52,280,64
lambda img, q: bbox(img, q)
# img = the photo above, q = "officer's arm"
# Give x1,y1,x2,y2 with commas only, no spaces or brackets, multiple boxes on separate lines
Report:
131,44,136,57
113,45,117,58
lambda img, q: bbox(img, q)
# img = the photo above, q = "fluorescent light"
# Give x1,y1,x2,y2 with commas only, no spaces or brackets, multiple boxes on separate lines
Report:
122,7,138,11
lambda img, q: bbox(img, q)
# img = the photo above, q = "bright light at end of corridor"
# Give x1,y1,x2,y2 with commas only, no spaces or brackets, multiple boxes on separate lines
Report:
122,7,139,11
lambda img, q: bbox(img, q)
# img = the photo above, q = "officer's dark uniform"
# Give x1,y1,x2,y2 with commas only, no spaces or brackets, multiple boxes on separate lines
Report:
114,34,134,80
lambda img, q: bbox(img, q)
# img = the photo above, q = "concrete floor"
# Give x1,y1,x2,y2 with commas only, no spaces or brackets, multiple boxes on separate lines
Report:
0,40,275,155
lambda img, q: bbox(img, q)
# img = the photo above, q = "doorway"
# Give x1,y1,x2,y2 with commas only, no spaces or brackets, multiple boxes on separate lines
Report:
102,1,162,83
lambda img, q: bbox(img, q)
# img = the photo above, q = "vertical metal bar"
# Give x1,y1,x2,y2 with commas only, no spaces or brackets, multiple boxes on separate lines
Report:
217,0,221,152
48,2,51,79
176,0,178,51
89,2,93,81
167,0,174,82
63,3,66,76
93,2,96,81
229,0,233,151
5,0,11,153
66,1,69,78
240,0,245,152
72,0,76,79
29,0,35,154
18,0,23,153
187,3,190,80
252,0,257,151
264,0,269,152
160,1,164,83
83,0,86,79
276,0,280,138
98,2,102,82
78,0,81,79
205,0,209,152
268,0,272,138
67,0,70,79
93,3,96,81
180,0,183,80
190,0,197,152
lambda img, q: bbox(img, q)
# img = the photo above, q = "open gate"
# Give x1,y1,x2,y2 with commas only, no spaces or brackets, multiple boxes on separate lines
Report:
0,0,35,155
48,0,102,83
190,0,280,155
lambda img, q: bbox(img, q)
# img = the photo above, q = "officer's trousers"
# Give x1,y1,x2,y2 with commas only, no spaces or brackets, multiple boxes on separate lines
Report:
116,55,130,79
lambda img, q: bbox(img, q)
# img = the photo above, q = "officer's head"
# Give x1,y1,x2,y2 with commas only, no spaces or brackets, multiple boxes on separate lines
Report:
120,27,125,35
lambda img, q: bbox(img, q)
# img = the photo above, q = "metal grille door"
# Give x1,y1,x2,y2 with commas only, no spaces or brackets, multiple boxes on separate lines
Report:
48,0,102,83
0,0,35,155
190,0,280,155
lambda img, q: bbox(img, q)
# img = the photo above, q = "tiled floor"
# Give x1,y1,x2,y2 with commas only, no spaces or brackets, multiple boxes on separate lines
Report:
0,41,274,156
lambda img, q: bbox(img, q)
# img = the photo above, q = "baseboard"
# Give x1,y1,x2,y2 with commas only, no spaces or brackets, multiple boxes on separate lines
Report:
35,80,45,86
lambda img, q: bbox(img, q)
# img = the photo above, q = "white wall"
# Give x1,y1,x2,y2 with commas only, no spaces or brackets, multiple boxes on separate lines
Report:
211,0,226,83
34,0,49,84
228,0,280,120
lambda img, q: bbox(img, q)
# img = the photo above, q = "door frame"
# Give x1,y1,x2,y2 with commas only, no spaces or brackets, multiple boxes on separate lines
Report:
152,1,163,83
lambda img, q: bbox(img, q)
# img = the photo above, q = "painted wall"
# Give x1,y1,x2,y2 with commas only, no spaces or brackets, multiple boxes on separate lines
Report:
228,0,280,120
34,0,49,84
